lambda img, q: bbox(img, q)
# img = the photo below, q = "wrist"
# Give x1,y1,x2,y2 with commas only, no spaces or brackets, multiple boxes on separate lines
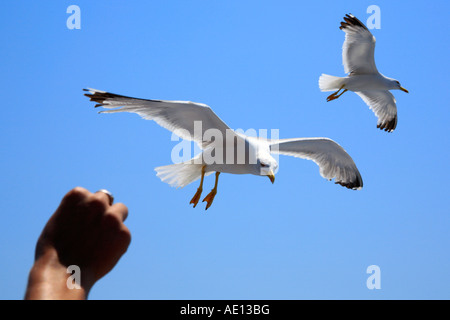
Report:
25,248,91,300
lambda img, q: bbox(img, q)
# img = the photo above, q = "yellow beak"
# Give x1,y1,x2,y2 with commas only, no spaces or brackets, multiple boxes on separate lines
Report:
400,86,409,93
267,170,275,184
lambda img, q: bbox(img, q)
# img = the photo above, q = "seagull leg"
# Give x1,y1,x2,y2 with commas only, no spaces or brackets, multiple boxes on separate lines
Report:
190,165,206,208
202,172,220,210
326,85,346,102
334,89,348,99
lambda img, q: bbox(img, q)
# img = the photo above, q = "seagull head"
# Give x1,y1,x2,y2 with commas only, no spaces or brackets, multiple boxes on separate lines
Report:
393,79,409,93
256,154,278,184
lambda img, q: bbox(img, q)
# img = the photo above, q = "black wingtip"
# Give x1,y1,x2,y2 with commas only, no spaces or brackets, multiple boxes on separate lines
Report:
339,13,368,31
334,170,364,190
83,88,162,107
377,117,397,133
83,90,119,106
335,179,363,190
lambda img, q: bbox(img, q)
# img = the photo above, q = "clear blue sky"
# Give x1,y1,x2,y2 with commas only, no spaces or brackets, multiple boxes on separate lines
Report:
1,0,449,299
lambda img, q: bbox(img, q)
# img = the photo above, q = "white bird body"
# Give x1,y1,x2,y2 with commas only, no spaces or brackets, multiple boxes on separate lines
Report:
203,136,267,176
319,14,408,132
321,73,397,91
345,74,397,91
84,88,363,209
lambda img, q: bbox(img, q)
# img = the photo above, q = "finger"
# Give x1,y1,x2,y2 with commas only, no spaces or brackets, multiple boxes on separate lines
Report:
61,187,91,207
116,224,132,253
94,189,114,206
109,203,129,222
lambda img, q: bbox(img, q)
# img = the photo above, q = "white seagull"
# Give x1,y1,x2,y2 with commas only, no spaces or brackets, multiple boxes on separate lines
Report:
319,14,408,132
84,88,363,210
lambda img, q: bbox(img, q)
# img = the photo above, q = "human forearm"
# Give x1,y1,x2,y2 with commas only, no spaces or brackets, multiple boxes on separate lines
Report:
25,249,90,300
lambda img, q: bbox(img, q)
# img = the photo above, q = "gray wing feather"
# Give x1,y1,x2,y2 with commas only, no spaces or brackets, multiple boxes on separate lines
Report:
270,137,363,190
84,88,234,149
355,90,398,132
340,14,378,75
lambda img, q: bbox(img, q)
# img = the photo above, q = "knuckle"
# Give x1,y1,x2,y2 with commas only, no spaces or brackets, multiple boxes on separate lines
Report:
102,212,122,229
113,203,129,220
118,226,132,245
64,186,90,203
87,194,109,212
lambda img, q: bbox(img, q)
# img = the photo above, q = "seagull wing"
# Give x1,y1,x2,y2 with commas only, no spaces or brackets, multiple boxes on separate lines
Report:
355,90,398,132
84,88,238,149
269,138,363,190
340,14,378,75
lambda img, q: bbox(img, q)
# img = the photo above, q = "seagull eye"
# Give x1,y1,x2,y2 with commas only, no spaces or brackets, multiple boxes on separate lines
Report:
260,162,269,168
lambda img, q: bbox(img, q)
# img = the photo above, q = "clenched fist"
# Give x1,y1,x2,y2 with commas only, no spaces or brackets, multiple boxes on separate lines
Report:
25,187,131,300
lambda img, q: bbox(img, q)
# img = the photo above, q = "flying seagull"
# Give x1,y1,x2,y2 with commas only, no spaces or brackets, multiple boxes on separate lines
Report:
84,88,363,210
319,14,408,132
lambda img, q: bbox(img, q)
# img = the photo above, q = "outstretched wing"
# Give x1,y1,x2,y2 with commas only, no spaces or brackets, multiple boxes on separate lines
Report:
84,88,236,149
355,90,398,132
340,14,378,75
269,138,363,190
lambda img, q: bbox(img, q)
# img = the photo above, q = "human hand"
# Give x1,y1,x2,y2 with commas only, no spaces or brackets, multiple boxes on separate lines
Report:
25,187,131,299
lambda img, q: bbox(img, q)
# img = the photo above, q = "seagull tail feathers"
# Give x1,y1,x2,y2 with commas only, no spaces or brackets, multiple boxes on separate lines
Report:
319,74,345,92
155,160,207,188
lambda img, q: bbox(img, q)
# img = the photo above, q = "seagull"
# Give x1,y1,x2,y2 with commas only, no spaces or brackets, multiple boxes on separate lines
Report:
319,14,408,132
84,88,363,210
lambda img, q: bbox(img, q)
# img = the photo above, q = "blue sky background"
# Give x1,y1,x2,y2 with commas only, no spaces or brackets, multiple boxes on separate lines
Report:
1,0,449,299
